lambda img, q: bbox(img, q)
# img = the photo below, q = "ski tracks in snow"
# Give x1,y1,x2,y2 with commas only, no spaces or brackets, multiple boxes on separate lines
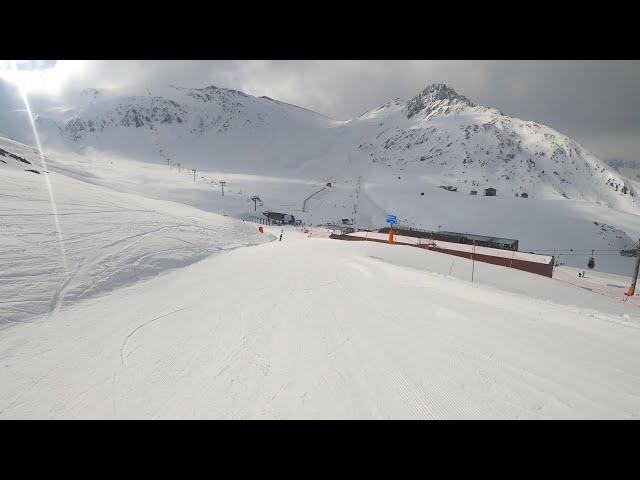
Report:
5,229,640,418
119,306,192,366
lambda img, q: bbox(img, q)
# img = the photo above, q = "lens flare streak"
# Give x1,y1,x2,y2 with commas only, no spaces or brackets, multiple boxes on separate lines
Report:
8,61,69,272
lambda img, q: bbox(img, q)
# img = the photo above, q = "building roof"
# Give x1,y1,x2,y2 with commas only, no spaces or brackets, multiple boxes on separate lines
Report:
438,231,518,245
263,211,291,217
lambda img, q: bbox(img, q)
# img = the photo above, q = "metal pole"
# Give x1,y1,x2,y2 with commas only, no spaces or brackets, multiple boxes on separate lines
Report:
471,241,476,283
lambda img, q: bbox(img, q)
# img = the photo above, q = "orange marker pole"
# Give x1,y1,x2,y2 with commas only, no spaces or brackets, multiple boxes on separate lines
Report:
388,227,395,244
626,238,640,297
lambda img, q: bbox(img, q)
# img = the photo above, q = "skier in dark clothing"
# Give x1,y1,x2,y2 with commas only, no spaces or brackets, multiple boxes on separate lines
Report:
279,233,283,241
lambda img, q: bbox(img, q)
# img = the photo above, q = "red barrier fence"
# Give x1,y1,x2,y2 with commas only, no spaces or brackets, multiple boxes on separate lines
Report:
552,268,640,306
426,245,554,277
328,234,554,278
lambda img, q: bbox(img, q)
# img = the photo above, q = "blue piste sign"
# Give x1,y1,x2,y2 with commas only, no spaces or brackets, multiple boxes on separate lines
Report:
386,215,397,225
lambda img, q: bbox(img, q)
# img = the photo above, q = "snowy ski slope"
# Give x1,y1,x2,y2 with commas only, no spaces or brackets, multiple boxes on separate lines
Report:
0,136,270,324
1,227,640,419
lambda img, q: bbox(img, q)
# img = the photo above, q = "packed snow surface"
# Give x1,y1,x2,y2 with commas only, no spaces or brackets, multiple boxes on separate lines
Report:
2,225,640,419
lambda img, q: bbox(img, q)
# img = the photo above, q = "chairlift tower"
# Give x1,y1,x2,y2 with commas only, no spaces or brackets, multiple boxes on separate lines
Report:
250,195,262,211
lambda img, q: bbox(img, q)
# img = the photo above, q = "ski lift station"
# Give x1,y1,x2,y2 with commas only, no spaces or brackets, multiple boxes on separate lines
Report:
436,231,518,251
262,210,296,225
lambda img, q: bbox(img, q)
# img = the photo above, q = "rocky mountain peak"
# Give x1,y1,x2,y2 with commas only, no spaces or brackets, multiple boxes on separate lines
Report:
405,83,474,119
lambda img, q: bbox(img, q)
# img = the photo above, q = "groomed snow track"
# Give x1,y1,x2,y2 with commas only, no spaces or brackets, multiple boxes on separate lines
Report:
2,227,640,419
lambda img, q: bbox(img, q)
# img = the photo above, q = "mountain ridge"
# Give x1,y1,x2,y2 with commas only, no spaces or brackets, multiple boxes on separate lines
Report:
10,82,639,214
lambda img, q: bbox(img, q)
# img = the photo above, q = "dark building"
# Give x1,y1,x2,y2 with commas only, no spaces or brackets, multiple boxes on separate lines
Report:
520,193,528,198
378,227,519,251
437,231,518,250
470,190,478,195
262,211,295,225
439,185,457,192
484,187,497,196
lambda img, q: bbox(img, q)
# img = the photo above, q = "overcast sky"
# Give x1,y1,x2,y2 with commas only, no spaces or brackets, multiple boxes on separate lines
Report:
1,60,639,162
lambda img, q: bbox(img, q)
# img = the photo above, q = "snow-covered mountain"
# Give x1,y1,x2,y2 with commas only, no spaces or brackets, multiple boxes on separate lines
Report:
354,84,637,212
605,158,640,187
5,81,640,273
34,84,338,174
27,82,638,214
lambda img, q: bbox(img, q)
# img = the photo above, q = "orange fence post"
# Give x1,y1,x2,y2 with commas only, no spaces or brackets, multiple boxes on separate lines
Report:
626,240,640,298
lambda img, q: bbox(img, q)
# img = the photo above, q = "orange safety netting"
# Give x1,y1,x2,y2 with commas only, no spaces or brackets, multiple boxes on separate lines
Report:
553,269,640,306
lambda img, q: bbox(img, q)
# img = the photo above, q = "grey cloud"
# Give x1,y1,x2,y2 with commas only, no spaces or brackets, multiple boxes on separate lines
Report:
5,60,640,163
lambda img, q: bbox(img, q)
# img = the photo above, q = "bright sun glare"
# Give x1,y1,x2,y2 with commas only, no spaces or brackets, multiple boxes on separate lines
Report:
1,60,69,272
0,60,59,94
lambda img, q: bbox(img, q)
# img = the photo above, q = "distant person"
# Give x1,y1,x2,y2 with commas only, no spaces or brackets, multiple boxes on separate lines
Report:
279,233,283,242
